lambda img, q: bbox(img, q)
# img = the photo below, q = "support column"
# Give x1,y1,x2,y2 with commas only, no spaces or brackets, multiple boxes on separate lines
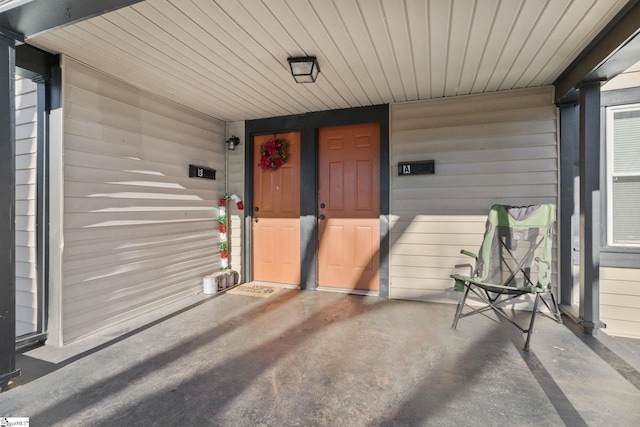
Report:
578,81,603,336
0,33,19,389
559,104,580,306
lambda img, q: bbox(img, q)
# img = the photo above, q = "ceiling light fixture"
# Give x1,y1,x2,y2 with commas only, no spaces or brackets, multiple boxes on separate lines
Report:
287,56,320,83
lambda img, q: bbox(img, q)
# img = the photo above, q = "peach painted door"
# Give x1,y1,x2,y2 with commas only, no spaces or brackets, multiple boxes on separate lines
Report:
252,132,301,285
318,123,380,291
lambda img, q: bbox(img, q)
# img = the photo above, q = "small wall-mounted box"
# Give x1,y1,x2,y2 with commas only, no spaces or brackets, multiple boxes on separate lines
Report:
398,160,435,176
189,164,216,180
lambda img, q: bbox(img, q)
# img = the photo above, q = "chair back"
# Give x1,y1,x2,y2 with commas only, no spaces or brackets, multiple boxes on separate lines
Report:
475,204,556,290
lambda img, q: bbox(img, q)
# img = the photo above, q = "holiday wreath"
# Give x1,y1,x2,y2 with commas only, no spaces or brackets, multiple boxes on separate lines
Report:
259,138,289,171
218,193,243,269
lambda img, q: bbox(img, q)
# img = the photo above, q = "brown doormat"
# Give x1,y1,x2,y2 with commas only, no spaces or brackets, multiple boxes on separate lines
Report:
227,283,285,298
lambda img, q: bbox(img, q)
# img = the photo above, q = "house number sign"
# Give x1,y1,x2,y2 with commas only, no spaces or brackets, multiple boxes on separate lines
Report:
398,160,435,176
189,164,216,180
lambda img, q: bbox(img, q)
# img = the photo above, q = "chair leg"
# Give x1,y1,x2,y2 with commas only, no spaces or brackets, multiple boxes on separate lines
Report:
523,293,541,352
549,290,563,324
452,282,471,330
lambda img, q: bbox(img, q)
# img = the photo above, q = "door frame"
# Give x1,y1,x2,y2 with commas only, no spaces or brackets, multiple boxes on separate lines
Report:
245,105,390,296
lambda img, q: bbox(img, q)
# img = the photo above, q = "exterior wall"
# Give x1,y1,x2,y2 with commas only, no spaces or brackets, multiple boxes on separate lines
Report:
599,62,640,339
52,57,226,344
226,121,245,282
601,267,640,338
15,76,38,337
389,87,558,304
602,59,640,91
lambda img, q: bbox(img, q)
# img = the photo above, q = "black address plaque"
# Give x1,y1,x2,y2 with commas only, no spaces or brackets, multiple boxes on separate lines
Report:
398,160,435,176
189,164,216,180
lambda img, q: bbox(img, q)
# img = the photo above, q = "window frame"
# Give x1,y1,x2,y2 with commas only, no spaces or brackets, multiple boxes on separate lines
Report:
594,88,640,268
604,102,640,248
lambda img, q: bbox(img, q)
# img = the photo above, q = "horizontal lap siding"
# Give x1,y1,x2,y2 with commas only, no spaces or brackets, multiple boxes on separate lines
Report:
15,76,38,337
390,87,558,304
601,267,640,339
62,59,226,343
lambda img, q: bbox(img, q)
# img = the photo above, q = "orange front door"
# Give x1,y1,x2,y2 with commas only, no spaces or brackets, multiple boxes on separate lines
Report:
318,124,380,291
252,132,301,285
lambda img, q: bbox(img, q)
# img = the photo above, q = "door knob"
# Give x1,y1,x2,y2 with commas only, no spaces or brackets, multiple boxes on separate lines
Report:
255,206,259,212
254,217,259,223
320,203,326,209
319,214,326,220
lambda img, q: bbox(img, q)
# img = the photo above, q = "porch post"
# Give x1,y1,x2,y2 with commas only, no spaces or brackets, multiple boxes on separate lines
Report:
559,104,579,306
578,81,603,336
0,33,19,388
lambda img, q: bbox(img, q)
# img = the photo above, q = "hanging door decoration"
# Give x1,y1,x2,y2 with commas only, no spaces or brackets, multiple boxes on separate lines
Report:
258,137,289,171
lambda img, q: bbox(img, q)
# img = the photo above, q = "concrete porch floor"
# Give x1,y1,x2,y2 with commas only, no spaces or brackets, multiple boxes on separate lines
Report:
2,289,640,426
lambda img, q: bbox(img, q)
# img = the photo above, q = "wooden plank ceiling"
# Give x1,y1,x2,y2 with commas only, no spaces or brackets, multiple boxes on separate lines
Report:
28,0,629,122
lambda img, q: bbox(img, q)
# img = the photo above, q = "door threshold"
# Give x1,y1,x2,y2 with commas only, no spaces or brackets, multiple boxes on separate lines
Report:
316,286,379,297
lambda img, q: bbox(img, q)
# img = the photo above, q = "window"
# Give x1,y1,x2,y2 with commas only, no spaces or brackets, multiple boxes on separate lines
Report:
606,104,640,247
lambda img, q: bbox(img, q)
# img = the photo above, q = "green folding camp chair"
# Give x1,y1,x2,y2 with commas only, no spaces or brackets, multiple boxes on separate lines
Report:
451,204,562,351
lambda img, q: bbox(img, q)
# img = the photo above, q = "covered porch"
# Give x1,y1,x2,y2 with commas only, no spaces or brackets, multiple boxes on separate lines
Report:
1,289,639,425
2,0,640,402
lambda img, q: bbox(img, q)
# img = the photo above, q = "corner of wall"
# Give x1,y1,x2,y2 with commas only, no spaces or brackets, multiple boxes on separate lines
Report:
46,60,65,347
226,121,246,283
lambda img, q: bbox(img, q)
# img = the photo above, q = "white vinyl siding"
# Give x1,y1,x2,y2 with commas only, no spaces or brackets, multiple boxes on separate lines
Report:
602,59,640,91
601,267,640,339
58,58,226,344
15,76,38,337
389,87,558,304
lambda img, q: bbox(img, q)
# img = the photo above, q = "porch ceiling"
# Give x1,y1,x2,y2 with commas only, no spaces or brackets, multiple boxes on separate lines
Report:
25,0,630,122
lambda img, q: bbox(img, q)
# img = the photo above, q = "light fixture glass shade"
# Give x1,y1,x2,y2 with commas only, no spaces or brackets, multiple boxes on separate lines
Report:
226,135,240,151
288,56,319,83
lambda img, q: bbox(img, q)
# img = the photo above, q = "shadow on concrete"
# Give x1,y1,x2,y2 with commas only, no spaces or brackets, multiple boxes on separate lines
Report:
564,317,640,391
374,322,512,426
24,291,499,426
517,346,588,427
11,291,240,390
26,290,300,426
4,290,638,425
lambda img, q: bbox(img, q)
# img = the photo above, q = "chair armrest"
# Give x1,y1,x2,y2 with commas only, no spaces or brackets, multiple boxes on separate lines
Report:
454,263,473,269
460,249,477,258
455,250,477,276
